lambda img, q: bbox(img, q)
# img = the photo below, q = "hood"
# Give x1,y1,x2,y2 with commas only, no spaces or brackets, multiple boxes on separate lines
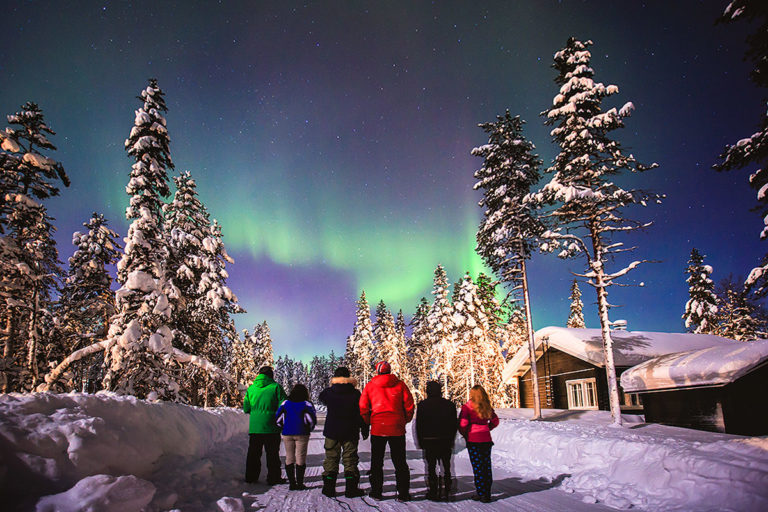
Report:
371,373,399,388
425,380,442,398
252,374,275,388
330,376,358,387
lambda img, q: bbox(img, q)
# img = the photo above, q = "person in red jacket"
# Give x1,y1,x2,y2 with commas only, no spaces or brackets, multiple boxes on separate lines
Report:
359,361,415,502
459,384,500,503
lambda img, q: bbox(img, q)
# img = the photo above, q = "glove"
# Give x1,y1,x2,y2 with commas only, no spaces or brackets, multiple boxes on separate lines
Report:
361,424,370,440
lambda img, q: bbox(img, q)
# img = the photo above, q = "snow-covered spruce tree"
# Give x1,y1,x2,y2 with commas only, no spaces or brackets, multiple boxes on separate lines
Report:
374,300,402,374
407,297,431,399
253,321,275,370
714,276,766,341
54,213,120,392
345,290,375,385
0,102,70,392
530,38,660,426
426,264,455,389
501,305,527,362
472,110,543,417
227,329,257,387
394,309,410,383
714,1,768,297
451,273,507,405
682,248,718,334
567,279,586,328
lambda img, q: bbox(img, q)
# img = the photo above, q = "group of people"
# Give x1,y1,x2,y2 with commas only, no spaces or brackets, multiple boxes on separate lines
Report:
242,361,500,503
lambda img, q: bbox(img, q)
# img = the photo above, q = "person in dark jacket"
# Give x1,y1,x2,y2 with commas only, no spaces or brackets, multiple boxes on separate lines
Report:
275,383,317,490
243,366,287,485
415,380,458,501
318,366,369,498
359,361,415,502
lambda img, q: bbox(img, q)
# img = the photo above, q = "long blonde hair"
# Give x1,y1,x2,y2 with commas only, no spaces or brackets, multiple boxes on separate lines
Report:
469,385,493,420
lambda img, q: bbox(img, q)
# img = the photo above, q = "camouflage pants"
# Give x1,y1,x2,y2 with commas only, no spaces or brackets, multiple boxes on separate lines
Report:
322,438,360,476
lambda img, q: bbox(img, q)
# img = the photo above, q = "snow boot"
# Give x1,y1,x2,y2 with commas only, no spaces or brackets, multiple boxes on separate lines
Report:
285,463,298,490
344,471,364,498
321,472,337,498
441,474,452,501
426,475,439,501
295,464,307,490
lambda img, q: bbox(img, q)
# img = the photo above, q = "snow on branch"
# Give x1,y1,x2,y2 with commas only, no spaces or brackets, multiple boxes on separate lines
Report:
38,339,114,391
171,348,241,389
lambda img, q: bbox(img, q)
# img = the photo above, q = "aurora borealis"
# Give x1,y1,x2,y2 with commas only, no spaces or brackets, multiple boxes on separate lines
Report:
1,1,764,360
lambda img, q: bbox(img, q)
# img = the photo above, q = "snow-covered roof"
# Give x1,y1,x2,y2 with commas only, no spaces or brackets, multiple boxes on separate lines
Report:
502,326,739,383
620,339,768,392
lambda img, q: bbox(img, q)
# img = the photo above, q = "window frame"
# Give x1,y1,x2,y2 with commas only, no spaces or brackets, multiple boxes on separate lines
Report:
566,377,599,410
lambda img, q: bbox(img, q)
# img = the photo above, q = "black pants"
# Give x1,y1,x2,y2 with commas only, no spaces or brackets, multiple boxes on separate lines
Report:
421,439,452,481
369,435,410,496
246,433,282,483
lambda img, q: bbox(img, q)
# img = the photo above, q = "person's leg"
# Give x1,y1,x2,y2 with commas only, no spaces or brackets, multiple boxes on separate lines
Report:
422,440,439,500
368,435,387,498
282,435,297,489
438,440,453,501
389,435,410,500
322,438,341,497
341,440,364,497
466,442,483,498
245,433,265,482
295,435,310,490
265,433,284,484
480,444,493,501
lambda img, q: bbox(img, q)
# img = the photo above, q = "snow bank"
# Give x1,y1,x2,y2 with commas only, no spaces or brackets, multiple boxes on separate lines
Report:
482,409,768,511
0,392,246,510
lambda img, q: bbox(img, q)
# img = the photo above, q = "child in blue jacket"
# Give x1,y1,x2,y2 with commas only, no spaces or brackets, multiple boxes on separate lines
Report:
275,383,317,490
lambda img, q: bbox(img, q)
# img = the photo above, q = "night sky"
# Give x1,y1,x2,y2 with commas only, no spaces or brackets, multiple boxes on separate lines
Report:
1,1,763,361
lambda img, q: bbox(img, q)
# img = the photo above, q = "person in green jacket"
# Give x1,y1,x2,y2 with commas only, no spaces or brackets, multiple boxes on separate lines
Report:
244,366,287,484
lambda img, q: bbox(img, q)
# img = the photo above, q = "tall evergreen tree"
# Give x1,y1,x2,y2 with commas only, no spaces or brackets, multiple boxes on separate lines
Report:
472,111,543,418
345,290,375,385
55,213,120,392
0,102,70,392
426,264,455,389
228,328,257,387
102,79,181,400
374,300,402,375
567,279,586,328
714,276,766,341
407,297,431,399
714,2,768,297
253,321,275,370
531,38,660,426
682,248,718,334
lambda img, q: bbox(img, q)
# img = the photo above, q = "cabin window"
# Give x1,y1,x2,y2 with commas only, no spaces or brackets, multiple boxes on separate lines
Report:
566,378,598,410
623,392,642,408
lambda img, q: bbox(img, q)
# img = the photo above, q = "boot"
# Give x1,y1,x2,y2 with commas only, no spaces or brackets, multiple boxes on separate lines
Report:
285,464,298,490
295,464,307,490
321,472,337,498
441,474,452,502
426,475,439,501
344,471,365,498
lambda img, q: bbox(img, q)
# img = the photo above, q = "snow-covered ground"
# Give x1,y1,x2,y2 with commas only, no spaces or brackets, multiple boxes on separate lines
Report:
1,392,766,511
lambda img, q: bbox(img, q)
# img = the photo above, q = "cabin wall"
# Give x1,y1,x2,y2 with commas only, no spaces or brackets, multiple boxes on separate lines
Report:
722,364,768,435
641,388,726,433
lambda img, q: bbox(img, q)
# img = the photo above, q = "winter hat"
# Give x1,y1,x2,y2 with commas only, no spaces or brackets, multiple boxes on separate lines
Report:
375,361,391,375
333,366,351,378
425,380,442,397
258,366,274,379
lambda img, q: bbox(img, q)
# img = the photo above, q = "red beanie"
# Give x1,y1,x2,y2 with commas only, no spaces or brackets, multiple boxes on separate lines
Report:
375,361,391,375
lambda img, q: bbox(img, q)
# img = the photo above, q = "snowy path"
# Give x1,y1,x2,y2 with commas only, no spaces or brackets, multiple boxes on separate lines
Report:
184,414,616,512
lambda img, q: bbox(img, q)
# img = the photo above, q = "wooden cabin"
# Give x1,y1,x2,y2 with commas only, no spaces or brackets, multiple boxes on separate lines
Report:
502,327,738,413
621,340,768,435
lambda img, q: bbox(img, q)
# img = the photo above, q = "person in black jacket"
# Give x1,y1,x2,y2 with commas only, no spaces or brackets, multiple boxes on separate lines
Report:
318,366,369,498
415,380,458,501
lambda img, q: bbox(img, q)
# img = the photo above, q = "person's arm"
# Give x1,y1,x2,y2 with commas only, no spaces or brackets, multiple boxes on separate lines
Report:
305,403,318,431
243,389,250,414
489,410,500,430
402,384,415,423
359,384,372,425
275,401,287,430
458,405,470,438
415,402,424,445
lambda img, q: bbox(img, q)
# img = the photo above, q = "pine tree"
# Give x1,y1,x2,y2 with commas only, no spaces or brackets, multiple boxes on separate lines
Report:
55,213,121,392
393,309,409,383
228,328,257,386
374,300,402,375
531,38,660,426
253,321,275,370
0,102,70,392
567,280,586,328
426,264,455,389
407,297,431,400
682,249,718,334
714,2,768,297
345,290,375,385
714,276,766,341
472,110,543,418
501,305,527,362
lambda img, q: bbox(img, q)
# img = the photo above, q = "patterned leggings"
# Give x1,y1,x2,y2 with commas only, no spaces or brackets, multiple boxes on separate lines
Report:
467,442,493,498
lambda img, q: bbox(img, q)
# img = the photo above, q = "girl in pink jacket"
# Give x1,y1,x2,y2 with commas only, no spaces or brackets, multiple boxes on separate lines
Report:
459,385,499,503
